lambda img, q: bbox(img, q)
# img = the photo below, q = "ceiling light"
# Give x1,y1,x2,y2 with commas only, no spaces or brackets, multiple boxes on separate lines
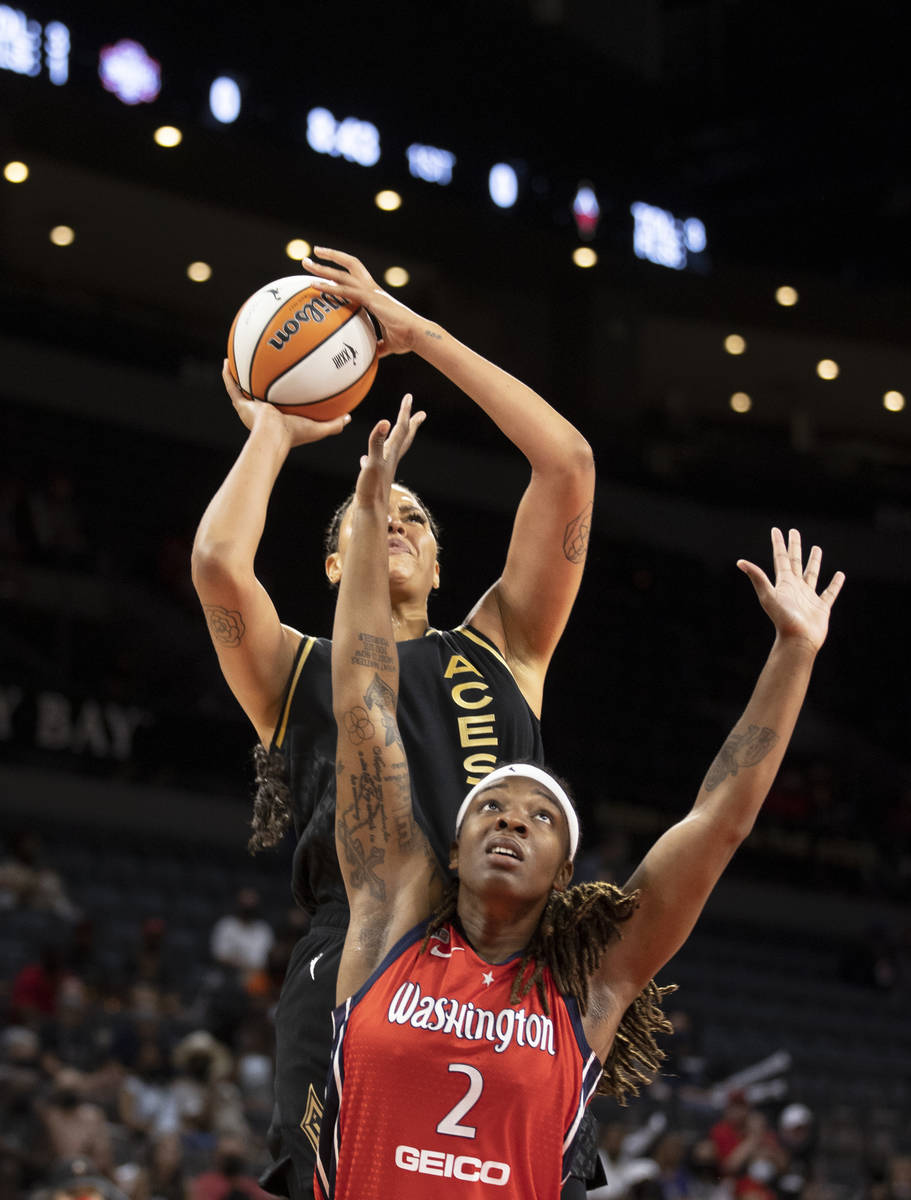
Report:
375,190,402,211
572,247,597,268
154,125,183,148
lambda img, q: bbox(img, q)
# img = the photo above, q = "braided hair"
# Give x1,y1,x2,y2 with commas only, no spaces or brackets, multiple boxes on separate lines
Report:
250,744,292,852
422,880,674,1103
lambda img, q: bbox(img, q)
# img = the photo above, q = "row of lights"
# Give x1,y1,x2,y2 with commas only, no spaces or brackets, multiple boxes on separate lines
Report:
722,331,905,413
5,157,600,273
728,389,905,414
0,160,903,396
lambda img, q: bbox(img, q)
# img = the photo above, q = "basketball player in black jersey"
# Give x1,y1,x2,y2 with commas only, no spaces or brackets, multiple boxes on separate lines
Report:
192,248,596,1199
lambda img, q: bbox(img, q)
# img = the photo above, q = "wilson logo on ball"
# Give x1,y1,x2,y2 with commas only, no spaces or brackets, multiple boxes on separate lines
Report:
267,292,350,350
227,275,378,422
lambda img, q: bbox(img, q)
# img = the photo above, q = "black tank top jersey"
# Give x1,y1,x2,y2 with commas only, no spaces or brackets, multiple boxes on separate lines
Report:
271,625,544,915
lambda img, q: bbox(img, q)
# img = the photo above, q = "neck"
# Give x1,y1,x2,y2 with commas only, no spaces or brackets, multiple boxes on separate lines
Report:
390,600,431,642
454,885,548,963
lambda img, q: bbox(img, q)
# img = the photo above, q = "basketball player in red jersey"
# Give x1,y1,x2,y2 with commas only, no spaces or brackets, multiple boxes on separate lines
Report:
192,249,596,1198
320,399,844,1199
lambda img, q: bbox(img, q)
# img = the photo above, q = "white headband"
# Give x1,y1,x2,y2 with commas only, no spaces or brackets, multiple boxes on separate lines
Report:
454,764,579,859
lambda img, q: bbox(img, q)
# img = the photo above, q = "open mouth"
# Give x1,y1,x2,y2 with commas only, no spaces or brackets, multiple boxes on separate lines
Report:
486,839,524,862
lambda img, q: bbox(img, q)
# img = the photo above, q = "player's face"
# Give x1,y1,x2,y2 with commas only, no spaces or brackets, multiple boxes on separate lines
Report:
451,776,573,901
325,485,440,597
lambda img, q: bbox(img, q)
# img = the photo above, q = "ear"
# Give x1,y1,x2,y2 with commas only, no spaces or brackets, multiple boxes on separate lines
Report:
448,838,459,874
325,553,342,585
552,859,573,893
432,560,441,591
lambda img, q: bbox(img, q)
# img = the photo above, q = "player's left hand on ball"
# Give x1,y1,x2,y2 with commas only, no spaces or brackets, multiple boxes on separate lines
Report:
222,361,350,446
301,248,420,358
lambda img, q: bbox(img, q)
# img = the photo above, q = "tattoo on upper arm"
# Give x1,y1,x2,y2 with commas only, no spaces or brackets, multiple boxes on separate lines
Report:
563,503,593,564
703,724,780,793
351,632,395,673
204,605,246,647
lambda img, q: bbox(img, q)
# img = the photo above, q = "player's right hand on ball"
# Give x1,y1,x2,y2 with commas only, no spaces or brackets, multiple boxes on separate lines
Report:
222,361,351,446
301,248,421,358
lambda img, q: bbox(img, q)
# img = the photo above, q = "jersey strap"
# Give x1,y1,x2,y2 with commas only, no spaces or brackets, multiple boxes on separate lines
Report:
273,635,317,750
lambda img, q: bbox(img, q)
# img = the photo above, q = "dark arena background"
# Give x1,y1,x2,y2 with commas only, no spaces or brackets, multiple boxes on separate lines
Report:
2,2,910,1197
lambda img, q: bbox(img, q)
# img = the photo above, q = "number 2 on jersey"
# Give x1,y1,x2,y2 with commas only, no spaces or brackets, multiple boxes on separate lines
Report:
436,1064,484,1137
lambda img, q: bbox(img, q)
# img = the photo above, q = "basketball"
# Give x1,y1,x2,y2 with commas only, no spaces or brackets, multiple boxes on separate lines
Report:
227,275,378,421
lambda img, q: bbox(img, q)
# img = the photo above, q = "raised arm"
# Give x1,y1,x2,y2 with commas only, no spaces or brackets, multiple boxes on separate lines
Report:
303,248,595,716
584,529,844,1060
332,397,445,1002
191,363,350,744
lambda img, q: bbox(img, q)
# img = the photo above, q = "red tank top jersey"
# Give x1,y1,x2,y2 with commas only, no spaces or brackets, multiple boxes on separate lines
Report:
314,919,603,1200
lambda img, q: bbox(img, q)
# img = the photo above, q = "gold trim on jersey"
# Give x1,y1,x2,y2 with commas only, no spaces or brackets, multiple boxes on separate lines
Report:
455,625,513,676
300,1083,323,1152
275,636,316,750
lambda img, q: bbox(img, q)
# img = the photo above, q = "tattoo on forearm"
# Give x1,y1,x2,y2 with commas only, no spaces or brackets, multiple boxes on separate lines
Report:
351,632,395,673
563,503,593,564
703,724,780,792
424,328,442,340
365,673,401,748
337,746,416,899
343,706,375,745
204,605,245,647
337,745,388,899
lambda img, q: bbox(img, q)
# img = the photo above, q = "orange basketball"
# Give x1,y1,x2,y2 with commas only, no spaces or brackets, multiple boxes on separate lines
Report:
227,275,378,421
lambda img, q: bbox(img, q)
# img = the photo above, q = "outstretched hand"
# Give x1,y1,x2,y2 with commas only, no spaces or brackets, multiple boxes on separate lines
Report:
354,394,426,507
738,527,845,652
300,247,421,358
222,360,350,446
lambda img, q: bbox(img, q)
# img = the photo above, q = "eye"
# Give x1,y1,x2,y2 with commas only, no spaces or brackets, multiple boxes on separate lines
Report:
480,798,500,812
405,511,427,525
535,811,554,824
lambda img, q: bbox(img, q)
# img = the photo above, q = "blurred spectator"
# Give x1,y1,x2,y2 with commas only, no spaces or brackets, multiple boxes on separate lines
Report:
710,1093,788,1200
0,832,80,921
186,1135,272,1200
0,1026,46,1198
36,1066,114,1178
589,1115,666,1200
117,1041,177,1146
29,1160,132,1200
150,1030,250,1188
210,890,274,976
687,1139,729,1200
124,918,179,1008
776,1103,816,1198
41,977,112,1076
10,942,73,1024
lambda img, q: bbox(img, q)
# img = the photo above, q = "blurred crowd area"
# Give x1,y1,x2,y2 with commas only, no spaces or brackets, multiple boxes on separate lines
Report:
2,824,911,1200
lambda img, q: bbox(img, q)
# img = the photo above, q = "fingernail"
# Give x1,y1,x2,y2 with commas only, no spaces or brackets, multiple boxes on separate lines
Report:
343,414,351,425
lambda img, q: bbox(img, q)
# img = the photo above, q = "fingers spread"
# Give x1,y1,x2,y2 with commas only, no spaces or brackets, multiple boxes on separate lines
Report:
820,570,846,607
803,544,822,589
737,559,773,598
787,527,803,574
